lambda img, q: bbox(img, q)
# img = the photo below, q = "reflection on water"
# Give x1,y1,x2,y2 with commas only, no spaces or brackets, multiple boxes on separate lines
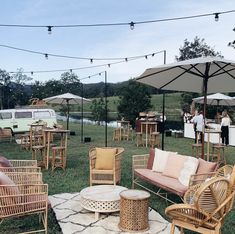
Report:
56,114,117,128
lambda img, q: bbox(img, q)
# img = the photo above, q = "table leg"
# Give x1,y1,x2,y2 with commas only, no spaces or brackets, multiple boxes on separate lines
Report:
46,132,51,169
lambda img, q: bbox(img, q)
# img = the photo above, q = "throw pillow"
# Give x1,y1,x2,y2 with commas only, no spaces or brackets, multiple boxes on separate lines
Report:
178,156,199,186
147,148,155,169
0,156,13,168
95,148,117,170
152,148,169,173
196,158,218,174
163,153,186,178
0,171,20,205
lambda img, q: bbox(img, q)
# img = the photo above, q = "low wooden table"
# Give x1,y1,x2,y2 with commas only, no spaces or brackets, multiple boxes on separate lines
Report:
80,185,127,220
119,189,150,232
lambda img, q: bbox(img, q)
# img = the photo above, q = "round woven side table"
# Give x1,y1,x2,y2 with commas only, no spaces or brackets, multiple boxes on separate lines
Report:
118,189,150,232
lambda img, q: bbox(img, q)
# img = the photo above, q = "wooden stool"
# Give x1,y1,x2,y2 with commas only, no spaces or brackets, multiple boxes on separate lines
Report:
51,146,66,171
32,145,46,167
136,132,143,147
149,131,160,148
211,144,226,164
192,143,202,158
119,189,150,232
20,134,30,150
113,128,121,141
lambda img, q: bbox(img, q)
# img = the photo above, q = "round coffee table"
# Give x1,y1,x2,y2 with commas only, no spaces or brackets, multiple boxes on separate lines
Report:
80,185,127,219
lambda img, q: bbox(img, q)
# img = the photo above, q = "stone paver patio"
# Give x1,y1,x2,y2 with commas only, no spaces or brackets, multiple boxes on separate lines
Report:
49,192,179,234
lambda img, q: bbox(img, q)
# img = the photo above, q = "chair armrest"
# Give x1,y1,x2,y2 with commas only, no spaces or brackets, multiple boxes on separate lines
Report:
165,203,211,227
132,154,149,170
9,160,38,167
188,172,216,187
0,167,41,173
184,184,201,204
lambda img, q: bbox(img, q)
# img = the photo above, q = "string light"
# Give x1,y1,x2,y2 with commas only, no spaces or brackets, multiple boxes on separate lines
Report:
31,71,33,75
0,10,234,31
8,50,166,75
47,26,52,34
45,53,48,59
0,44,161,62
130,21,135,30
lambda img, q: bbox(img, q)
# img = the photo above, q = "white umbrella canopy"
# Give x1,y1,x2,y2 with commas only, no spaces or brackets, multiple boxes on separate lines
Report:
193,93,235,106
136,57,235,94
136,56,235,158
43,92,91,105
43,92,91,130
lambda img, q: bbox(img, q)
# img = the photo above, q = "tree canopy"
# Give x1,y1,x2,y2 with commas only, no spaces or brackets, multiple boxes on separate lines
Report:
117,79,152,127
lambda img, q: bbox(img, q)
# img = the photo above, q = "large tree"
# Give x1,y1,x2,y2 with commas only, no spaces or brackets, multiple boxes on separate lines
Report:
117,79,152,127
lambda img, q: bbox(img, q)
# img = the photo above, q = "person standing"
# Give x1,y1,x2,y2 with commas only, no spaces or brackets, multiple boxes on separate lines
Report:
221,111,231,146
191,110,198,143
194,111,204,143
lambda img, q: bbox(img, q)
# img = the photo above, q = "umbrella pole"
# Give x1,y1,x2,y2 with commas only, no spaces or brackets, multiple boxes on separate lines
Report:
161,92,165,150
67,100,69,130
81,83,84,143
161,50,166,150
202,64,210,160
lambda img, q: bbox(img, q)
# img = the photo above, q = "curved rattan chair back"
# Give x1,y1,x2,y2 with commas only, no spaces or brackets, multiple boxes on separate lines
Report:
194,177,230,219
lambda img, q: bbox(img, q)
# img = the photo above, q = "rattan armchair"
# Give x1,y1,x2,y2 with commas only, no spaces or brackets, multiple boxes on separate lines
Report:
184,165,235,204
0,171,48,233
165,177,235,234
89,147,124,186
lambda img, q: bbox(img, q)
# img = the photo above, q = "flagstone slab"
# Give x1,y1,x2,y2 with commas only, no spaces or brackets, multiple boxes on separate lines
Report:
49,192,179,234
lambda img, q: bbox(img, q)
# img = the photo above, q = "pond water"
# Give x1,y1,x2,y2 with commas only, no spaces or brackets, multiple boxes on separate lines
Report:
56,114,117,128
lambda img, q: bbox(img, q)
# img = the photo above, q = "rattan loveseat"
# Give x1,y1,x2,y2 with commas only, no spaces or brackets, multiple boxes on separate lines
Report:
132,149,219,203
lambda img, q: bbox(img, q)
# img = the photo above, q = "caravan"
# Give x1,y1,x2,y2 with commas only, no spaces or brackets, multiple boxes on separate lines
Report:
0,108,57,134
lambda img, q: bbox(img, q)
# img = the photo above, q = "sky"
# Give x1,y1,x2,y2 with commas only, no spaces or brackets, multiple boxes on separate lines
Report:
0,0,235,84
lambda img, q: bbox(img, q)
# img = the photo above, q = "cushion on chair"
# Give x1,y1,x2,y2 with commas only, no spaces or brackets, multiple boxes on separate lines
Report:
196,158,218,174
152,148,170,173
0,171,20,205
0,156,13,168
147,148,155,169
95,148,117,170
163,153,186,178
178,157,199,186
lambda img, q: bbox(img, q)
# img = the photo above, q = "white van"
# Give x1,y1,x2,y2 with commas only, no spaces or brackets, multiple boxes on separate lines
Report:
0,108,57,134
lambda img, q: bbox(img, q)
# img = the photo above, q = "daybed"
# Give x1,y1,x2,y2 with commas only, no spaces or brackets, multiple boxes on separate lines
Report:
132,148,219,203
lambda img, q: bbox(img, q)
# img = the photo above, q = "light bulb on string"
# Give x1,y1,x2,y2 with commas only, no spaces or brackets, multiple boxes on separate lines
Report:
47,26,52,34
45,53,48,59
125,58,128,62
70,69,72,73
214,13,219,22
129,21,135,30
108,64,111,68
31,71,34,75
90,59,93,64
145,55,148,59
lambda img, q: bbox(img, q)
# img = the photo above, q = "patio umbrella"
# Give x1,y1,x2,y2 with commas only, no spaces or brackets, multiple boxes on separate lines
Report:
136,56,235,158
193,92,235,106
43,92,91,130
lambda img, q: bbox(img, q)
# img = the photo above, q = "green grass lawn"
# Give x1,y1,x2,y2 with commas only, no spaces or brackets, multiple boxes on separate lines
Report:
0,121,235,233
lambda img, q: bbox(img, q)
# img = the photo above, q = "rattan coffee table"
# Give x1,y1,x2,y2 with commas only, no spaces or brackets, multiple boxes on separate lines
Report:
80,185,127,219
119,189,150,232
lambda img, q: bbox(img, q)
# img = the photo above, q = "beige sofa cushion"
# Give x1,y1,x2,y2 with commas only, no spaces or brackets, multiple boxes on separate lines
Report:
152,148,170,173
178,156,199,186
196,158,218,174
163,153,186,178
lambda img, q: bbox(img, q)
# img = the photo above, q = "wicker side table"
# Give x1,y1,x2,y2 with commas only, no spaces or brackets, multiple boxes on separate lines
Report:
118,189,150,232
